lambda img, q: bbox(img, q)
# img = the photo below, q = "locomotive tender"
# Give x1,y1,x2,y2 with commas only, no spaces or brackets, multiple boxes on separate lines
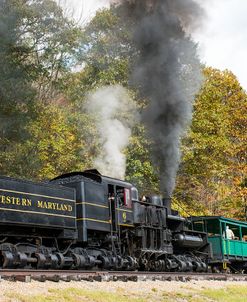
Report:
0,169,210,271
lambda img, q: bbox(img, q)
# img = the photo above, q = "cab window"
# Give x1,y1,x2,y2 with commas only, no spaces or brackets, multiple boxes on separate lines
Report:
116,186,132,208
116,186,124,207
124,188,132,208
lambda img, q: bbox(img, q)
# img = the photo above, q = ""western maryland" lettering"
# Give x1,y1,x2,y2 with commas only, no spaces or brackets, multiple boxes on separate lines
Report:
37,200,73,212
0,194,32,207
0,194,73,213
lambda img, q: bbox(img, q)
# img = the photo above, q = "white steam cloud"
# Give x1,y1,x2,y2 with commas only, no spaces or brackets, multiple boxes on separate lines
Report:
86,85,138,179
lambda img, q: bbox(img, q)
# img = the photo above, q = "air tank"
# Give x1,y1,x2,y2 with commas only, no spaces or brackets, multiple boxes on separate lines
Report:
174,234,203,248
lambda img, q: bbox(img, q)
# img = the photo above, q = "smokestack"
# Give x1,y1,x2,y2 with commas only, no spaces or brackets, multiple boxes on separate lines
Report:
113,0,204,195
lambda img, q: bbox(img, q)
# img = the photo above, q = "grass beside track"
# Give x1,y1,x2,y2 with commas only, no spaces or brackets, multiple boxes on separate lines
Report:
4,285,247,302
6,288,146,302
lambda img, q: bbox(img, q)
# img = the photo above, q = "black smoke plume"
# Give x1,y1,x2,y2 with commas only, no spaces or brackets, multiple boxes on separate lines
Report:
114,0,204,196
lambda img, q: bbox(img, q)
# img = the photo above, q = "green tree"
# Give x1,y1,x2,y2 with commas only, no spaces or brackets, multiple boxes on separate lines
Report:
70,8,133,97
0,0,80,109
0,0,36,139
125,125,159,195
0,0,83,179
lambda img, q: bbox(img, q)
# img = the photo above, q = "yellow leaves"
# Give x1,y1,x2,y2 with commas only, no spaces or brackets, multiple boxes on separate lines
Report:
5,101,95,181
176,67,247,219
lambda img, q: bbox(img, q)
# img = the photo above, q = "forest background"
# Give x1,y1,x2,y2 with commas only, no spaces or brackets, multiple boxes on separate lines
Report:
0,0,246,218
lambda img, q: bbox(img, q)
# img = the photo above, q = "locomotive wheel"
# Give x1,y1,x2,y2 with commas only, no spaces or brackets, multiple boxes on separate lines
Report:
110,256,120,270
149,260,156,271
126,256,137,270
159,259,166,271
71,253,86,269
1,251,14,268
15,252,28,268
154,260,164,272
116,255,124,270
192,260,202,272
55,252,65,269
98,255,110,269
185,260,193,272
177,260,186,272
139,258,148,271
55,253,74,269
45,254,59,269
165,259,172,271
87,255,96,268
34,253,46,269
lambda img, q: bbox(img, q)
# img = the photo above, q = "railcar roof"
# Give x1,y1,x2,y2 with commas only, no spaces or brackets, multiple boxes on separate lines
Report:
51,169,134,188
191,216,247,227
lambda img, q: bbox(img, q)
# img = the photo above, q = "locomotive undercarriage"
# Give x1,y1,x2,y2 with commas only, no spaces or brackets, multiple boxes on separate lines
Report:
127,223,209,273
138,252,208,272
0,237,137,271
0,236,207,272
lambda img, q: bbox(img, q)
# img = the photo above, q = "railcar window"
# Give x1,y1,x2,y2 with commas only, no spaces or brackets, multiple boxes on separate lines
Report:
241,227,247,241
193,221,204,232
206,220,220,235
222,223,240,240
231,226,240,240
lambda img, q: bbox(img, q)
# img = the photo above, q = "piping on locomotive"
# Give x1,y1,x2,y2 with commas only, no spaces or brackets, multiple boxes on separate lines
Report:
0,169,211,271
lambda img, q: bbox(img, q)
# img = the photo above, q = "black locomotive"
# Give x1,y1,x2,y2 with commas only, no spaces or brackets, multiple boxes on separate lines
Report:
0,169,211,271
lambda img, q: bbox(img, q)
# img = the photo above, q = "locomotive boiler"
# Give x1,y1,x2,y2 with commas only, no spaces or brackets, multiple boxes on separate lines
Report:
0,169,211,271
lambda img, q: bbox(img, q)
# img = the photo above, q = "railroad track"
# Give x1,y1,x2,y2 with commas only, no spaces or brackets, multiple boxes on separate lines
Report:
1,270,247,282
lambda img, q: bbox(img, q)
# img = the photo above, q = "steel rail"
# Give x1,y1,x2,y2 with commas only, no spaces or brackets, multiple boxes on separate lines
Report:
0,269,247,282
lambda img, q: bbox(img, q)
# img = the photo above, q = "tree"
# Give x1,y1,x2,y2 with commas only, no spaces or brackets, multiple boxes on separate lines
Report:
62,8,157,192
2,101,98,180
72,8,133,96
0,0,36,138
174,67,247,218
20,0,82,100
126,125,160,195
0,0,81,107
0,0,83,179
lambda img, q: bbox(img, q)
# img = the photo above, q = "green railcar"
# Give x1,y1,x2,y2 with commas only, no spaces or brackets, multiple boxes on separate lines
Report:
191,216,247,273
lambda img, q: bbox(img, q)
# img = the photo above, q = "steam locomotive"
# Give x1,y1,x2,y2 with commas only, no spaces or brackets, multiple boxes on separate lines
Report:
0,169,211,271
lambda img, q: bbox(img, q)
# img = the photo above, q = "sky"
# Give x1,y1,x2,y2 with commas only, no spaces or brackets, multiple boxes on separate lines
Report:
59,0,247,90
194,0,247,90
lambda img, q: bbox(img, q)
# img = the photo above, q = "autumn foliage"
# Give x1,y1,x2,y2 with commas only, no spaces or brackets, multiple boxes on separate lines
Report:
174,68,247,218
0,2,246,219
